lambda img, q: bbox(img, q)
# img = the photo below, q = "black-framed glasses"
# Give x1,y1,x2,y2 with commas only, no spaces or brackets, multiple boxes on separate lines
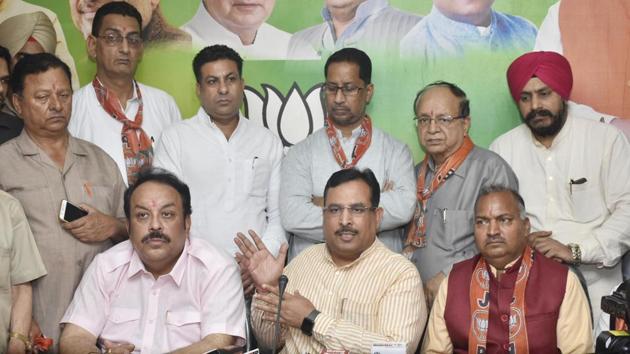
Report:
413,114,467,128
323,204,377,217
97,32,143,47
323,83,365,97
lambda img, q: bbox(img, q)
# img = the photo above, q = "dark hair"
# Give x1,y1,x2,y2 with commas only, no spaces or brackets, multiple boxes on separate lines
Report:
124,168,192,219
9,53,71,95
92,1,143,37
474,185,527,219
413,81,470,117
192,45,243,83
0,45,10,72
323,168,380,208
324,47,372,84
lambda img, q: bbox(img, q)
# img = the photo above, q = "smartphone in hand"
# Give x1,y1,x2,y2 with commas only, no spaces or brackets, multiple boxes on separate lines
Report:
59,200,88,222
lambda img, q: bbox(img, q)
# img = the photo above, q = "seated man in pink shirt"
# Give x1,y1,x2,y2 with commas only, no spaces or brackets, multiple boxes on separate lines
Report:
58,168,246,353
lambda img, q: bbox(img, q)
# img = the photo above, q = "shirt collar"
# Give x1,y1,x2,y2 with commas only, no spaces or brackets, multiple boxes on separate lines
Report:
323,237,383,269
128,238,190,287
16,130,88,157
426,5,497,40
199,107,246,140
426,145,475,179
322,0,388,40
334,123,363,141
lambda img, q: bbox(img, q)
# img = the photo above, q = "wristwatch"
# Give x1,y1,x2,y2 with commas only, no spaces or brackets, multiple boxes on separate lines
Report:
300,309,320,336
567,243,582,265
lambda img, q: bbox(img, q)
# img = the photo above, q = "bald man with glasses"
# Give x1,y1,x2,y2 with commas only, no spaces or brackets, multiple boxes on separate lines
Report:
405,81,518,307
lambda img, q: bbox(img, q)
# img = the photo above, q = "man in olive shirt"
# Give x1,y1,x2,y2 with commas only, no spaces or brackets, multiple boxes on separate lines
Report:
0,190,47,353
0,53,127,350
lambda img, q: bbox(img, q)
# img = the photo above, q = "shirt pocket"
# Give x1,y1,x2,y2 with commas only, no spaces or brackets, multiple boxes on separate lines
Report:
165,310,202,347
570,183,601,223
0,248,9,293
243,158,271,198
340,298,379,332
83,185,115,214
104,307,141,340
430,209,474,252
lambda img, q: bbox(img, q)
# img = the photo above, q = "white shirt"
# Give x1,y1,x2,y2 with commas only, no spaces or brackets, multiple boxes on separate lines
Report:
69,82,182,185
153,108,285,256
182,1,291,60
490,112,630,321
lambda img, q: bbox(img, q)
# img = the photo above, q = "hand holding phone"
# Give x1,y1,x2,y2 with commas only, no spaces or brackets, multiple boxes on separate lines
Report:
59,200,88,222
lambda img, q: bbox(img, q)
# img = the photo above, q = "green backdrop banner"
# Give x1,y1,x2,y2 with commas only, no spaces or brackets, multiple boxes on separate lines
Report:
2,0,559,161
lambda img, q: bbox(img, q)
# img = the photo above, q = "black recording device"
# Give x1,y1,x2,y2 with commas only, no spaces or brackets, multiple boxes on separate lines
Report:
596,279,630,353
59,200,88,222
271,275,289,354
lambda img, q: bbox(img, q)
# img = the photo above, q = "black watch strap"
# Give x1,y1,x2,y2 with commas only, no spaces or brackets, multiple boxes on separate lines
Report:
300,309,320,336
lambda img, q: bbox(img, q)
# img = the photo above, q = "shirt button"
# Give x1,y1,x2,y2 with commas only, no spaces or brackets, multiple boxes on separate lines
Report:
548,176,554,181
547,156,552,161
328,291,333,296
500,314,509,322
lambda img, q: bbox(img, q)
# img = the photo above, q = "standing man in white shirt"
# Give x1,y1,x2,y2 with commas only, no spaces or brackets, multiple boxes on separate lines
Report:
69,2,181,186
281,47,416,260
182,0,291,60
490,51,630,321
154,44,285,295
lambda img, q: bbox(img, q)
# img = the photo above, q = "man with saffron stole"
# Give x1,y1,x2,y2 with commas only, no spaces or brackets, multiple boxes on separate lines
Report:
423,186,592,353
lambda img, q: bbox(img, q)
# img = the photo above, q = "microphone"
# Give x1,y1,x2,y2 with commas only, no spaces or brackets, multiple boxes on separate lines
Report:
272,275,289,354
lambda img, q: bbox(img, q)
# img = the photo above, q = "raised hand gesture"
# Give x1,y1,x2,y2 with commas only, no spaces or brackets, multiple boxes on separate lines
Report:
234,230,288,291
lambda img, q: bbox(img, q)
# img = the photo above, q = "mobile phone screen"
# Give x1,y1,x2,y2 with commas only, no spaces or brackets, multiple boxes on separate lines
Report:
60,200,88,222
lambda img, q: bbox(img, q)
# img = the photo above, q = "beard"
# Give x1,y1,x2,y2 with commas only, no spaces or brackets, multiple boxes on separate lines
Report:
522,101,567,138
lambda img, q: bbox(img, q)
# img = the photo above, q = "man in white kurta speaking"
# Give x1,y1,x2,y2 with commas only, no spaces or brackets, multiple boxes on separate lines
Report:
490,51,630,321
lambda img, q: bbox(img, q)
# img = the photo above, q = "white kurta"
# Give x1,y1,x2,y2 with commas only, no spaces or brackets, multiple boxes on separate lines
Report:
490,113,630,321
154,108,286,257
69,82,181,185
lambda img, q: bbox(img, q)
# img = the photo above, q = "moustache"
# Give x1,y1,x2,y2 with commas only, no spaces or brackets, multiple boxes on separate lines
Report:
525,108,553,122
335,226,359,236
141,230,171,243
485,235,505,245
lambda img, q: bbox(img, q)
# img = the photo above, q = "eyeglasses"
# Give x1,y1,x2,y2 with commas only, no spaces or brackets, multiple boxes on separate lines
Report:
323,204,376,217
97,32,143,47
323,83,364,97
413,114,467,128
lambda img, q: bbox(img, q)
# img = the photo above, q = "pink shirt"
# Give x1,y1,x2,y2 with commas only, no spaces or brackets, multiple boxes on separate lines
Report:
61,238,246,353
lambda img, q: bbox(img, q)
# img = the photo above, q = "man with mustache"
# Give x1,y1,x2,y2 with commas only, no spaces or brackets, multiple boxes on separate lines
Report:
0,53,127,351
406,81,518,308
490,51,630,322
235,168,426,353
281,47,416,260
423,185,592,353
69,2,181,186
60,168,246,353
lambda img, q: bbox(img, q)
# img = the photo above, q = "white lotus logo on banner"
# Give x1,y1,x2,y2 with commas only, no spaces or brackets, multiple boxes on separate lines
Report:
244,82,325,146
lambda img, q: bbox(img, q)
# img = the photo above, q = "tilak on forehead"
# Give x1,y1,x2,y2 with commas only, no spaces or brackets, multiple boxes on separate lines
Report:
506,51,573,102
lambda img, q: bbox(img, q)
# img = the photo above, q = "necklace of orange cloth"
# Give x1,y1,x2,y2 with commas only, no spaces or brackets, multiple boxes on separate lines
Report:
405,136,474,248
468,247,533,354
92,78,153,185
325,116,372,169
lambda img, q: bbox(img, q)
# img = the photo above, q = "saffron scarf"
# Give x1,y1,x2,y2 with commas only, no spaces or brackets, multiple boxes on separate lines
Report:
468,247,533,354
325,116,372,169
92,78,153,185
405,136,474,248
